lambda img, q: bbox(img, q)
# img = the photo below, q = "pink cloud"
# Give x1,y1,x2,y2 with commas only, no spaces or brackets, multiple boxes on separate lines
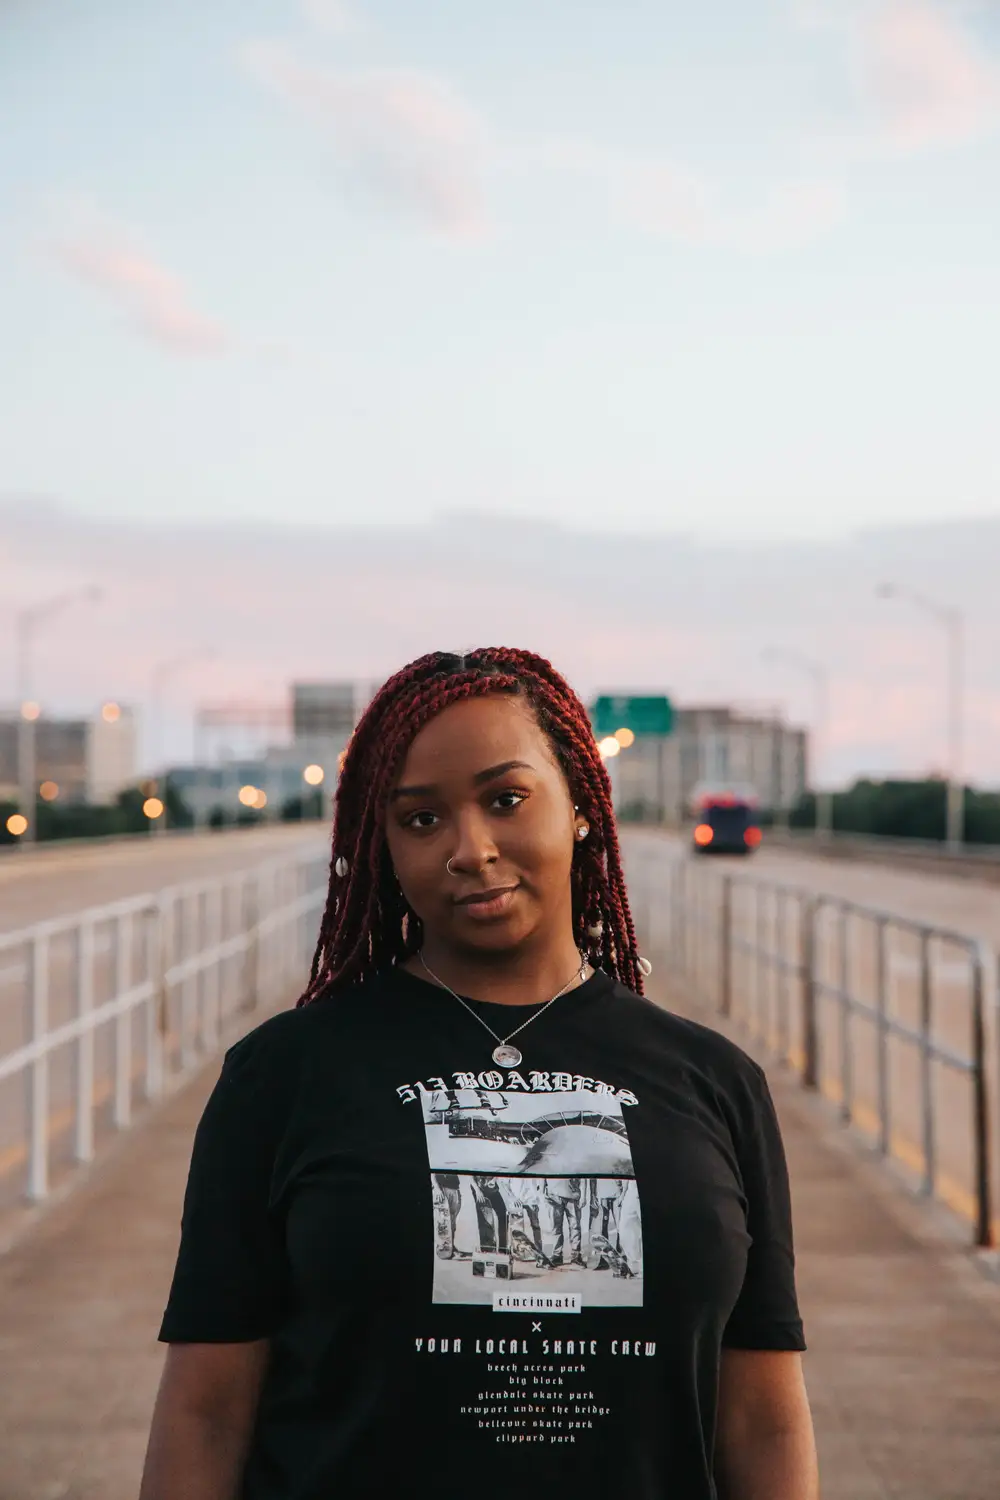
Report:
802,0,1000,151
242,42,488,240
859,1,1000,149
53,229,230,356
526,139,843,252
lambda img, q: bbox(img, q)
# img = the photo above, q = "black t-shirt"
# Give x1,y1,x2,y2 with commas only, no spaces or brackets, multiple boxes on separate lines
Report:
160,968,805,1498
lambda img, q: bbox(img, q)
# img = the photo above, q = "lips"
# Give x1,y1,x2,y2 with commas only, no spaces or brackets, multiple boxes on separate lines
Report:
454,886,519,920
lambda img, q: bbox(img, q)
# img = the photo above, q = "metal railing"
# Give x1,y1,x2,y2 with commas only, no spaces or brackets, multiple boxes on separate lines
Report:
624,836,998,1249
0,847,328,1207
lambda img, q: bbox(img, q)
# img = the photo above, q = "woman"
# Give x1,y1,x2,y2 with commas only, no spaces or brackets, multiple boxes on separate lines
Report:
141,647,818,1500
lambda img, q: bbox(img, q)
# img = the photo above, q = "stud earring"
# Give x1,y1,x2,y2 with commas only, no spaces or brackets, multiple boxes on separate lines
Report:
575,822,590,841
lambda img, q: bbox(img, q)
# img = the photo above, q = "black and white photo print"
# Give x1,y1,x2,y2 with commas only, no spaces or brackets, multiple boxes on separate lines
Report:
421,1088,643,1309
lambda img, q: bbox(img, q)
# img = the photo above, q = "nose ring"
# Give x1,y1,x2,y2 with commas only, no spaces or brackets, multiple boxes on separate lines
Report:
446,857,458,876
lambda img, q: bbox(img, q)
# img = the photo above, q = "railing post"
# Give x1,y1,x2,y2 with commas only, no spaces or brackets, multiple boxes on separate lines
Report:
838,907,851,1123
754,883,766,1042
74,919,95,1162
801,898,819,1090
114,912,133,1130
242,873,261,1013
145,901,166,1102
203,884,222,1054
918,929,935,1196
876,918,891,1157
677,859,688,980
775,891,789,1062
27,932,50,1202
195,889,208,1053
181,893,197,1071
720,876,733,1017
971,945,992,1248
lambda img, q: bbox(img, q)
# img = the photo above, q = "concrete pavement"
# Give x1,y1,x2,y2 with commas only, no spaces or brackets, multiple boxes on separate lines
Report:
1,980,999,1499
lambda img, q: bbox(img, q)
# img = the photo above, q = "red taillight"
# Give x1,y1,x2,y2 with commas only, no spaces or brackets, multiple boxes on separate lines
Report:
744,827,762,847
694,824,714,846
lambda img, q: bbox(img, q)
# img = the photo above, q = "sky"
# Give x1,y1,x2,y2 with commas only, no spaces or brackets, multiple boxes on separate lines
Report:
3,0,1000,542
3,503,999,788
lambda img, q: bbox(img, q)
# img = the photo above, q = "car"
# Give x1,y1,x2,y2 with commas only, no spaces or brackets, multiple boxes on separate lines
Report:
691,793,762,855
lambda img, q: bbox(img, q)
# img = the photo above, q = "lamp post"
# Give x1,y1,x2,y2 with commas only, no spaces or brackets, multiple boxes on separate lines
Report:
877,583,964,850
148,648,215,831
15,586,102,843
762,647,832,838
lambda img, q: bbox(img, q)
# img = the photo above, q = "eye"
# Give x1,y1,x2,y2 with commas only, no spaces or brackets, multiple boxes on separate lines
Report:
492,789,529,812
403,809,440,829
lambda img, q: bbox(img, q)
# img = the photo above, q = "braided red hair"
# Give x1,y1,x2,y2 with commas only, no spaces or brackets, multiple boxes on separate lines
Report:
297,647,643,1002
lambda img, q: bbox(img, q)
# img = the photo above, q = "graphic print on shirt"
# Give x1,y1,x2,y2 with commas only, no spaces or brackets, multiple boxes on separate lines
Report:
421,1087,643,1308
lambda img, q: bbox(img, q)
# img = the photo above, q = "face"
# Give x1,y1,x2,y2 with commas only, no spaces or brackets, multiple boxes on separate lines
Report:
384,694,580,959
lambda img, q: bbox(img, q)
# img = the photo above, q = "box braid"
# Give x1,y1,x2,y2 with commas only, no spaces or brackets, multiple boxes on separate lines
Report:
297,647,644,1004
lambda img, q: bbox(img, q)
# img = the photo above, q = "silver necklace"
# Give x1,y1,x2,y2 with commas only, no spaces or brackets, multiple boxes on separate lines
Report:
417,952,588,1070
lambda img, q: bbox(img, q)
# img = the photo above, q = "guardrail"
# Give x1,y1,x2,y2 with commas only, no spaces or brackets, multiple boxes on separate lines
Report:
0,846,328,1207
0,820,327,860
624,835,998,1249
757,825,1000,881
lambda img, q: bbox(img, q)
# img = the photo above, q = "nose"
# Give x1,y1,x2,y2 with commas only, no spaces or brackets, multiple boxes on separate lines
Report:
447,808,499,876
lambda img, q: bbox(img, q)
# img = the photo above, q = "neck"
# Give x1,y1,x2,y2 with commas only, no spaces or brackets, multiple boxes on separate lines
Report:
408,935,587,1007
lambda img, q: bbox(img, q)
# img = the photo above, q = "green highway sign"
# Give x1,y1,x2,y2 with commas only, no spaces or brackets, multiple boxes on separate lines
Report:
591,694,673,739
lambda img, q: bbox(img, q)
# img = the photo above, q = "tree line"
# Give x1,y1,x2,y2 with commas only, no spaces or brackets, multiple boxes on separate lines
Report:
777,778,1000,845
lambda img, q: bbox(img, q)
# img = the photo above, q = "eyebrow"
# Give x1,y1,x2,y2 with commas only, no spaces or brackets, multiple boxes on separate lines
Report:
390,760,536,802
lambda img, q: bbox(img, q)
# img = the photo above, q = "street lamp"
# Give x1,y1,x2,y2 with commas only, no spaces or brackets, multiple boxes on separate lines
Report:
148,647,215,775
15,585,102,843
761,647,832,838
877,582,964,849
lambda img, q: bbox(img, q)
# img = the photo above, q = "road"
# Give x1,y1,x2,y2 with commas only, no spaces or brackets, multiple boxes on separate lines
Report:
0,824,330,935
633,830,1000,945
750,838,1000,947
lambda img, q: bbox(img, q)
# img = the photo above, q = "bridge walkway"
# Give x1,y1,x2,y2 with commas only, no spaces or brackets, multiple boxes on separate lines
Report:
1,983,999,1500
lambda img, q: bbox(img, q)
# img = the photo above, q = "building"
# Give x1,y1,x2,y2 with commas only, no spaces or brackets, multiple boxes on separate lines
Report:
166,757,326,824
675,705,807,815
87,704,139,804
604,702,807,825
292,682,368,743
165,679,375,824
0,704,138,807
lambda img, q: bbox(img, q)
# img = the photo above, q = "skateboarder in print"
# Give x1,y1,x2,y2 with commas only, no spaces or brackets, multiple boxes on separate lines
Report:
470,1174,509,1254
506,1178,554,1268
616,1178,643,1278
587,1177,622,1269
544,1177,585,1268
433,1173,462,1259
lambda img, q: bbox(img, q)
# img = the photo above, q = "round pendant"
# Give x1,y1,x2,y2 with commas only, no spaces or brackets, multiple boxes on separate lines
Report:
492,1044,522,1069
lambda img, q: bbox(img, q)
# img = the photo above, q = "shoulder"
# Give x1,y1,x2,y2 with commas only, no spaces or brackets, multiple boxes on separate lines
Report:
220,974,383,1084
204,981,376,1133
604,979,766,1095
